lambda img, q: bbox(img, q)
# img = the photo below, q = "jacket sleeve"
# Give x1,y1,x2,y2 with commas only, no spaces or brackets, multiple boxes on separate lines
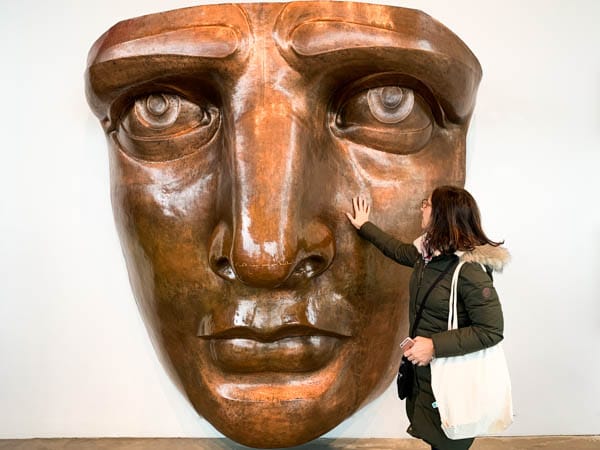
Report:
357,221,420,267
431,263,504,357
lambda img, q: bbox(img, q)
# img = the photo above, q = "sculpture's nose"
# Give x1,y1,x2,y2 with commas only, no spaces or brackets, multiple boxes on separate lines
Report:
210,219,335,289
208,93,335,288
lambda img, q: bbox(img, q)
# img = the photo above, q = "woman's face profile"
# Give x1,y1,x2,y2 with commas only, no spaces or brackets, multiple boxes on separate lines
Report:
421,195,433,230
85,2,481,447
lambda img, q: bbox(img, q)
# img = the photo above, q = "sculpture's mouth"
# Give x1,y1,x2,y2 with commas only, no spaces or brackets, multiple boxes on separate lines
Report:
201,326,347,373
196,295,355,374
195,322,353,402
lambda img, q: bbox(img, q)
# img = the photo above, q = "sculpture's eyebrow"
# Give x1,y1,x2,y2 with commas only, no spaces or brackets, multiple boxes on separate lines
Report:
290,21,448,57
274,4,482,123
88,26,239,65
87,3,249,65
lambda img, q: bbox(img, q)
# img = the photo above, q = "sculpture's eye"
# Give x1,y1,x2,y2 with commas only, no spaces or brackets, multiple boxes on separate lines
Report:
116,93,220,161
333,86,433,154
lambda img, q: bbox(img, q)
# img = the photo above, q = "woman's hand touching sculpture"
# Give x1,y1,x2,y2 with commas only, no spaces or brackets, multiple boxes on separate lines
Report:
346,196,371,229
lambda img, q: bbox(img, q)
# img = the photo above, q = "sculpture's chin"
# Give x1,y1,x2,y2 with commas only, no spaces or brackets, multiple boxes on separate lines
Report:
199,397,349,448
188,373,358,448
178,342,388,448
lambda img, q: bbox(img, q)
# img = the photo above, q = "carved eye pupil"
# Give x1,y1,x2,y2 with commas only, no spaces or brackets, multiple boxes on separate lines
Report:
134,94,180,129
367,87,415,124
146,94,169,116
380,87,403,109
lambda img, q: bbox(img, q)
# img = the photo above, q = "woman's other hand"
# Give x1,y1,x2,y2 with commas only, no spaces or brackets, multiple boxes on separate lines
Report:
404,336,435,366
346,196,371,229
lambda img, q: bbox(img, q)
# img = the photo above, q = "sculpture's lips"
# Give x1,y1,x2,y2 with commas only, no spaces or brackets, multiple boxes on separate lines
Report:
207,333,343,373
196,295,356,373
199,323,350,341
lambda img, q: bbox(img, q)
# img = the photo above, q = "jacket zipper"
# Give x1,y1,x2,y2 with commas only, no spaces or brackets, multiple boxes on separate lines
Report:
414,260,426,307
412,260,427,390
410,261,426,337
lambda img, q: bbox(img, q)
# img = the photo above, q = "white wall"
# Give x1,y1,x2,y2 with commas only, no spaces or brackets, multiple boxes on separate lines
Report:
1,0,599,439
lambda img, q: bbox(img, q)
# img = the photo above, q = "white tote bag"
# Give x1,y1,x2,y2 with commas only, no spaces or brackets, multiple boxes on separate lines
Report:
430,261,513,440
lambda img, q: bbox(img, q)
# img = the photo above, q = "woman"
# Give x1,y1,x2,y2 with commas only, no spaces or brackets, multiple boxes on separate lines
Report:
346,186,509,450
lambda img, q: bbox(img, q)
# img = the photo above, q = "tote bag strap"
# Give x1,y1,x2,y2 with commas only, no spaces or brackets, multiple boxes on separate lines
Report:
448,261,488,330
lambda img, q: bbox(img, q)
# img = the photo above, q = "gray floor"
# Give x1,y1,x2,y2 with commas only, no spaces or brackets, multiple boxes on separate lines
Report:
0,437,599,450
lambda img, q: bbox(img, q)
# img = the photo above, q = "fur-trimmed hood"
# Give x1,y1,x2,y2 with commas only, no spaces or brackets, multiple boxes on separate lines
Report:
456,244,510,272
413,234,510,272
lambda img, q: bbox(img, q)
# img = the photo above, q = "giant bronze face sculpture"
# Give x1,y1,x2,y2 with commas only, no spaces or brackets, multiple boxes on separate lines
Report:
85,2,481,447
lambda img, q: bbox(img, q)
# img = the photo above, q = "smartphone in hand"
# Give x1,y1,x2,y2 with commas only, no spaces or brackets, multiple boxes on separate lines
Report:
400,337,414,354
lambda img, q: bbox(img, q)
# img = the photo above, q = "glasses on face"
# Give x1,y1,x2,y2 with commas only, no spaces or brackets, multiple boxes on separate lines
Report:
421,199,431,209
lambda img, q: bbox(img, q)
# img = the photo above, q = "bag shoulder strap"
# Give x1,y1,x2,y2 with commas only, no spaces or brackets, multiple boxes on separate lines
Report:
410,257,458,338
448,261,466,330
447,261,488,330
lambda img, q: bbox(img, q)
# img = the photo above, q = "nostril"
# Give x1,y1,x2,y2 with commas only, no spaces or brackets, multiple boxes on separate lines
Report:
213,256,236,281
208,221,237,282
303,255,327,279
291,255,328,281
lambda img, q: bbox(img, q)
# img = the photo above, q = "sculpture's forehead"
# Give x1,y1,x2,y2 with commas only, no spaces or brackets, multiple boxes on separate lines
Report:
88,1,476,65
93,1,432,38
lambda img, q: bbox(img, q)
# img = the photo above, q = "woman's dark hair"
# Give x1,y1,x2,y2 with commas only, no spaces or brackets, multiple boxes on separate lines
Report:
425,185,503,254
